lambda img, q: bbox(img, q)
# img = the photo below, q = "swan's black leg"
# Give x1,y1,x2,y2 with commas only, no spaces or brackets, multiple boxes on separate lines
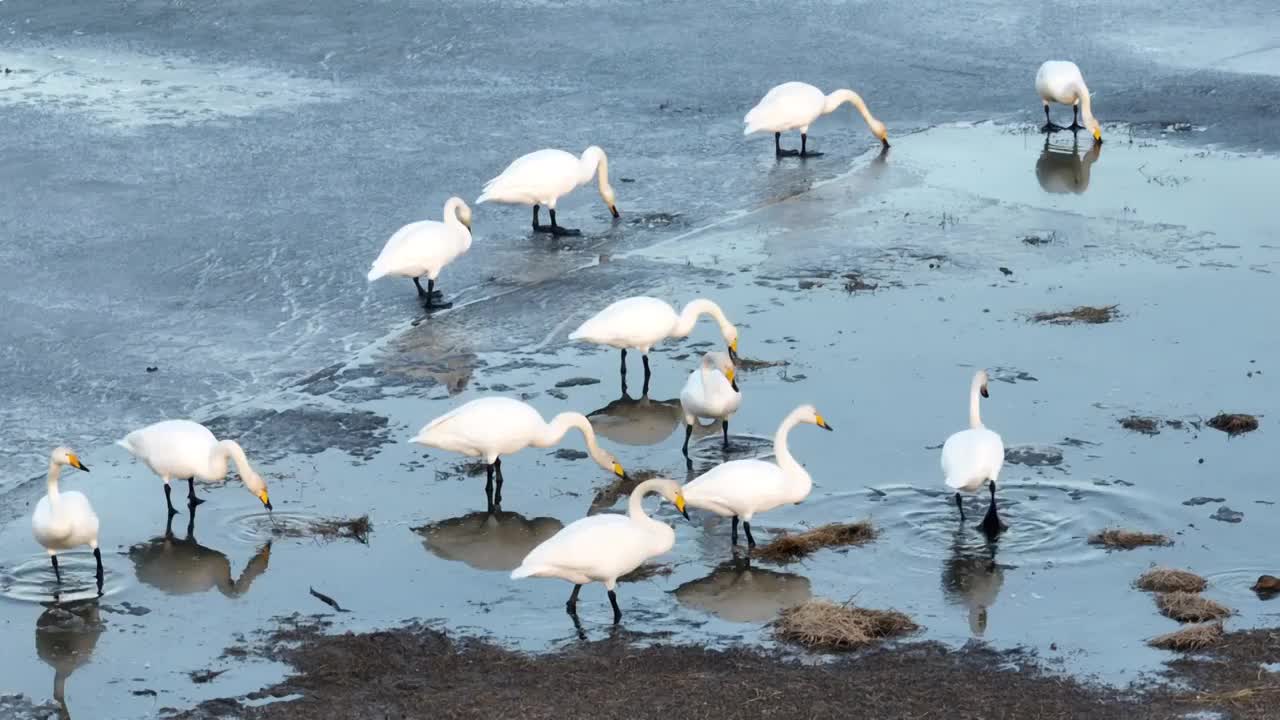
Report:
50,555,61,583
620,348,628,377
731,516,740,546
1041,105,1064,133
548,209,581,237
187,477,204,507
641,354,652,389
494,457,505,506
743,521,757,548
799,133,823,157
413,277,428,297
954,492,966,521
566,584,582,615
164,483,178,517
93,548,104,594
421,278,452,310
979,481,1006,537
484,464,495,508
608,589,623,624
1069,104,1083,131
722,420,730,450
682,424,693,457
532,204,543,231
775,132,799,157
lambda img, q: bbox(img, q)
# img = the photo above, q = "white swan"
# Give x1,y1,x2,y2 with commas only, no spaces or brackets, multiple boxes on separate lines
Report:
744,81,889,156
679,351,741,456
476,146,619,236
941,370,1005,535
32,447,102,593
510,477,687,623
412,396,626,507
367,196,472,307
569,296,740,388
1035,61,1102,142
682,405,832,548
117,420,271,515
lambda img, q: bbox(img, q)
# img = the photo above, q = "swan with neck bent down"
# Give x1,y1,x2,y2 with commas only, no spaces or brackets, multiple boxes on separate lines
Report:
477,146,619,236
679,351,741,456
511,477,688,623
744,81,889,156
1035,61,1102,142
367,196,472,307
570,296,740,388
117,420,272,516
682,405,833,548
941,370,1006,536
412,397,626,508
32,446,103,593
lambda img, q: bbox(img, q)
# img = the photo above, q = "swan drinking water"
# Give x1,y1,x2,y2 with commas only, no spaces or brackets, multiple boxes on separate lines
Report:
744,82,889,156
476,146,619,236
511,477,688,623
412,397,626,508
32,447,102,593
1034,61,1102,142
117,420,272,516
682,405,832,548
679,351,741,456
367,196,472,308
941,370,1006,536
569,296,739,391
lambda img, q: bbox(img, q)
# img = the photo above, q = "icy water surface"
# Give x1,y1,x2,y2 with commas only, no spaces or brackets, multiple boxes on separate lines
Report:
1,123,1278,717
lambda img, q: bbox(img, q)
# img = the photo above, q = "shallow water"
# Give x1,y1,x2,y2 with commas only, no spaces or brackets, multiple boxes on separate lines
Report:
2,121,1278,716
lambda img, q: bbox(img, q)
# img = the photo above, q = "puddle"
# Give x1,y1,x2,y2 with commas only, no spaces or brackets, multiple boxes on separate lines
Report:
0,552,127,604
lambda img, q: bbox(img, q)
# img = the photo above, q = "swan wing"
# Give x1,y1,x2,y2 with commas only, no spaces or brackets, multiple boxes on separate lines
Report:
119,419,218,477
941,428,1005,490
569,296,678,347
1035,61,1086,104
368,220,463,281
744,82,824,134
683,459,787,515
512,514,650,579
478,149,580,204
414,397,545,455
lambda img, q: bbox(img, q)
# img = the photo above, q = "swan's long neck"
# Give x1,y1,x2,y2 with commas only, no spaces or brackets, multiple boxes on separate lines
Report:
773,410,812,502
581,146,615,207
969,378,984,429
626,478,672,531
1074,81,1097,124
540,413,611,471
443,197,472,250
672,299,728,338
214,440,255,484
824,89,879,129
45,461,63,504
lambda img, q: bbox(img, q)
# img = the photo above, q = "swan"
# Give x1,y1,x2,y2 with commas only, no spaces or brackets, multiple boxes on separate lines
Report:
679,351,741,456
412,396,627,508
415,510,564,572
37,599,104,718
674,560,812,623
744,81,889,156
682,405,832,548
129,514,272,598
32,447,102,593
510,477,688,623
941,370,1005,536
367,196,472,307
569,296,740,389
117,419,272,516
476,146,619,236
587,391,685,447
1035,61,1102,142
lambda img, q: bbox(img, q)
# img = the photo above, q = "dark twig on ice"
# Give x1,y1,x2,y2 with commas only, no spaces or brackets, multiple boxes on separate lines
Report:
310,586,351,613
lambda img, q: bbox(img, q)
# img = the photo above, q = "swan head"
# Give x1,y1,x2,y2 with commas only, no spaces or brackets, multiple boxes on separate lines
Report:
1087,117,1102,143
242,471,272,511
869,119,889,147
704,351,737,389
601,184,619,219
721,324,740,357
50,447,89,472
649,478,690,520
974,369,990,398
794,404,834,432
455,200,473,230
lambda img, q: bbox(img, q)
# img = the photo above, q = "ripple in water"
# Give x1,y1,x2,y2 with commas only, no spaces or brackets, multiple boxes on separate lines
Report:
220,510,325,546
1205,568,1279,604
873,480,1175,567
686,433,773,467
0,552,128,604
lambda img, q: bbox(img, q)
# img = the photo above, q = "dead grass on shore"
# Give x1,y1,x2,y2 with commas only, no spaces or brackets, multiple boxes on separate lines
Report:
773,600,918,650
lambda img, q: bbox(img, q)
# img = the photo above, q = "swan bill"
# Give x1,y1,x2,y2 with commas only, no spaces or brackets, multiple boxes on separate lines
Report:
258,490,273,511
67,454,89,472
980,384,989,399
676,493,690,520
612,461,627,479
608,204,620,218
815,414,834,431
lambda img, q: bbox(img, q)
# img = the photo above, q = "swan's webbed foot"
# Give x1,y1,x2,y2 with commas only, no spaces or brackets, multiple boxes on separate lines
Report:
798,133,823,157
549,224,581,237
798,151,824,158
533,207,580,236
774,147,800,157
1041,123,1066,133
978,481,1007,537
187,478,205,507
421,298,453,311
608,589,623,624
164,484,179,517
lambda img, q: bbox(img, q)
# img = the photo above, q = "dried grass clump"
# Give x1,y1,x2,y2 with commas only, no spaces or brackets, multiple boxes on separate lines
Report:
1148,621,1224,651
773,600,918,650
273,515,372,544
753,521,877,563
1156,592,1233,623
1135,567,1207,594
1206,413,1259,436
1119,416,1160,435
1031,305,1118,325
1088,528,1171,550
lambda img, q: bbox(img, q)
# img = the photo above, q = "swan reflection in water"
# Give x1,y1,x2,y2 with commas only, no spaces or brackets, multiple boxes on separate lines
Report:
940,528,1005,637
588,390,723,450
36,597,104,719
415,509,563,572
1035,134,1102,194
128,513,271,598
674,558,812,623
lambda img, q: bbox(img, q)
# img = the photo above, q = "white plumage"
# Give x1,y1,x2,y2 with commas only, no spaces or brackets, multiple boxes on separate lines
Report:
941,370,1006,535
1034,61,1102,142
682,405,832,548
367,196,472,301
570,296,739,383
511,477,687,622
744,81,889,154
476,147,619,234
679,351,741,456
32,447,103,592
117,419,271,513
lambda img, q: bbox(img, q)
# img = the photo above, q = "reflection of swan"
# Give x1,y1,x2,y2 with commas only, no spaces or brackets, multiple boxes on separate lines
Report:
36,599,104,719
675,559,811,622
414,510,564,572
1036,135,1102,194
128,514,271,598
940,530,1005,637
587,391,685,447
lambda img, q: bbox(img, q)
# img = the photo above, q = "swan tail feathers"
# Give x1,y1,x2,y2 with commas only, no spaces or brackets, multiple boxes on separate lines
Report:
510,564,540,580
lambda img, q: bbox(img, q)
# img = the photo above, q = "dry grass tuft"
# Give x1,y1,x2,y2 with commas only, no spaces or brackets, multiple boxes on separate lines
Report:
1136,567,1208,593
1157,592,1233,623
273,515,372,544
1206,413,1259,437
753,521,877,563
1088,528,1171,550
1149,622,1224,651
773,599,918,650
1031,305,1118,325
1119,416,1161,435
